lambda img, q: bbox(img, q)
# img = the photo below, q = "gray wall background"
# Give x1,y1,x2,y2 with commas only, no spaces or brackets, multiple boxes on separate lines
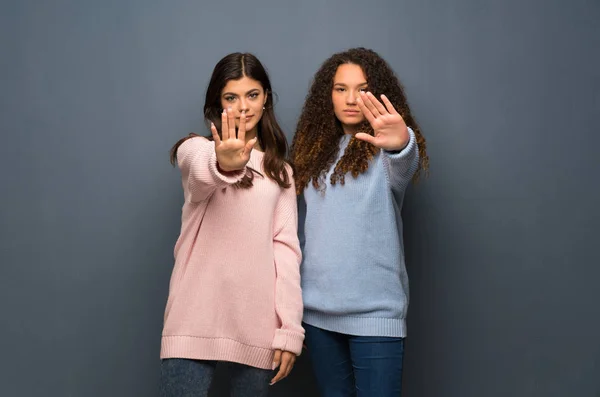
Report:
1,0,599,396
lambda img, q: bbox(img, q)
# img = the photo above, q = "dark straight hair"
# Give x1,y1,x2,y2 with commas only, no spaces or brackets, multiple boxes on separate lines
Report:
170,53,291,189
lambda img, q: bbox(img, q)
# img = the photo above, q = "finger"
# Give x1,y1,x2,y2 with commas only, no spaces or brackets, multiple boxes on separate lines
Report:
270,365,286,385
238,110,247,142
285,363,294,378
279,354,294,378
361,91,382,118
221,110,229,140
280,360,291,380
284,356,295,378
273,350,282,369
380,94,400,115
227,107,236,139
355,132,377,145
210,122,221,145
356,94,376,124
271,357,291,385
368,91,388,115
243,138,257,157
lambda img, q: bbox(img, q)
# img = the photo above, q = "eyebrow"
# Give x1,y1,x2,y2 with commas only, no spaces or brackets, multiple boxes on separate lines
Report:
333,82,368,87
222,88,260,96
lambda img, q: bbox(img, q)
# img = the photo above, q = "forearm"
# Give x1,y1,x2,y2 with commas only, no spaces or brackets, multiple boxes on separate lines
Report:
383,127,419,192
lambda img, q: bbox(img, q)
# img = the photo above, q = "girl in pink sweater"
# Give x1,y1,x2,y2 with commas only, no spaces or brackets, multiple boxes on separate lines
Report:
160,53,304,397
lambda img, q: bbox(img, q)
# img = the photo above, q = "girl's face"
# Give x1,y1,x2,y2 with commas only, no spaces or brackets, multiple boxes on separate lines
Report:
331,63,368,133
220,76,267,135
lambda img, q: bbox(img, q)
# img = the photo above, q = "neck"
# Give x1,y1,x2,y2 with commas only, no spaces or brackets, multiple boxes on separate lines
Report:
342,124,359,135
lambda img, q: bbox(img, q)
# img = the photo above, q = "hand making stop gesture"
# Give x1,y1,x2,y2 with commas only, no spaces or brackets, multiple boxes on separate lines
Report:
211,108,257,172
355,92,409,151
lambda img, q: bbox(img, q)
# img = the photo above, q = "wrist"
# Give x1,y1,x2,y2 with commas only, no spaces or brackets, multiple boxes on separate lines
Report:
386,141,408,153
216,162,241,174
387,129,410,152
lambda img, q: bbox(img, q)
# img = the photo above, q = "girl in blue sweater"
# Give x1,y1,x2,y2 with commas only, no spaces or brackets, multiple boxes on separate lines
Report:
291,47,429,396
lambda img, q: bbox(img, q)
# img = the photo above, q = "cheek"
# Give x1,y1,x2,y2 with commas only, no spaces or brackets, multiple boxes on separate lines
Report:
331,95,342,113
245,103,264,128
253,100,264,115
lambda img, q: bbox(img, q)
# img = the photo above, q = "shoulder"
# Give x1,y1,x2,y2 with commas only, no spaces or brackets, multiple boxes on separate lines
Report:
175,136,213,170
177,136,212,161
179,135,214,152
283,162,294,179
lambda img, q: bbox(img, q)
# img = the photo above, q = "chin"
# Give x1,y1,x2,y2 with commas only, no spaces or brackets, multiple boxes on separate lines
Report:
245,121,259,132
340,118,363,127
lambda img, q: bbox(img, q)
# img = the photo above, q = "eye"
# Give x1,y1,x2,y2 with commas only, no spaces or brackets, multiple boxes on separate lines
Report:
359,87,368,93
224,96,236,102
335,87,346,92
249,92,259,99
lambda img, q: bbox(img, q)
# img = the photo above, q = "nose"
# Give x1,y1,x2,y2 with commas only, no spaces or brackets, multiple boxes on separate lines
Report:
346,90,358,105
238,98,250,114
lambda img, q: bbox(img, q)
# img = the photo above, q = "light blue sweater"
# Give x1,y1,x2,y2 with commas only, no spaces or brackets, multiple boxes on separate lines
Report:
300,128,419,337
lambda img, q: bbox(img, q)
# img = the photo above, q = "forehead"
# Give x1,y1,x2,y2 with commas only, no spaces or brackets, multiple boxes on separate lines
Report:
222,76,263,93
333,64,367,84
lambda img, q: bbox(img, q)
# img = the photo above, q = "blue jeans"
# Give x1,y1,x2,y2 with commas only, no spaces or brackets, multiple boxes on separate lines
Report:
304,323,405,397
160,359,272,397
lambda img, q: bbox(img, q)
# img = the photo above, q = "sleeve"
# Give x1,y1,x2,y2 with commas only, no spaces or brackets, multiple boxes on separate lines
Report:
177,137,247,203
382,126,420,194
271,171,305,355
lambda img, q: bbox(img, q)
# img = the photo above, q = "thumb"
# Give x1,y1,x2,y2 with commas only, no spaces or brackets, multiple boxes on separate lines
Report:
354,132,376,145
273,350,282,369
244,138,257,156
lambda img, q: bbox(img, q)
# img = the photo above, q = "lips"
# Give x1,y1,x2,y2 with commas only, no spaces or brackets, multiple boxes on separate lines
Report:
343,110,360,115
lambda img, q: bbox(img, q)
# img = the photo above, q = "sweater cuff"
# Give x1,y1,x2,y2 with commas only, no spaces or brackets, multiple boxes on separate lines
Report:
208,151,247,185
272,329,305,356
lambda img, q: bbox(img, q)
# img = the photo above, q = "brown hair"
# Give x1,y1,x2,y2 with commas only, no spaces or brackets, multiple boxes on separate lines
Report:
291,47,429,194
170,52,291,189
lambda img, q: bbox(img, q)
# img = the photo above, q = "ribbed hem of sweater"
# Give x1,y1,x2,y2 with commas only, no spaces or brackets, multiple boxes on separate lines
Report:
303,310,407,338
160,336,275,370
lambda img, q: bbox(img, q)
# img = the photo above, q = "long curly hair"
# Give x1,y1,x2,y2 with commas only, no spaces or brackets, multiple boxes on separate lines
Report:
170,52,291,189
291,47,429,194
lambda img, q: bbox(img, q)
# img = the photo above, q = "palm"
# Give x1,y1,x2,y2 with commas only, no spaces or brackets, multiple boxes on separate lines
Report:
215,139,250,170
355,92,409,151
211,108,257,172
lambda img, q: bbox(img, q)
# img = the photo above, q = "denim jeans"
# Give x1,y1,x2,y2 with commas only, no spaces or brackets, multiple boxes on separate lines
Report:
160,358,272,397
304,323,405,397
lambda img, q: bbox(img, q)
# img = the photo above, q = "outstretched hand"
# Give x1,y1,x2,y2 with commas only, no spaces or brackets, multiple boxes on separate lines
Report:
355,92,409,151
211,107,257,172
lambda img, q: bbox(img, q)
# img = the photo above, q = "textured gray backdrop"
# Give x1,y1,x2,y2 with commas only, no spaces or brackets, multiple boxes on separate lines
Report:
1,0,599,396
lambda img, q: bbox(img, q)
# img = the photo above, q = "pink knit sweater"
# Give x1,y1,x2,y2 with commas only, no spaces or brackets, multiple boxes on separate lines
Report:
160,137,304,370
